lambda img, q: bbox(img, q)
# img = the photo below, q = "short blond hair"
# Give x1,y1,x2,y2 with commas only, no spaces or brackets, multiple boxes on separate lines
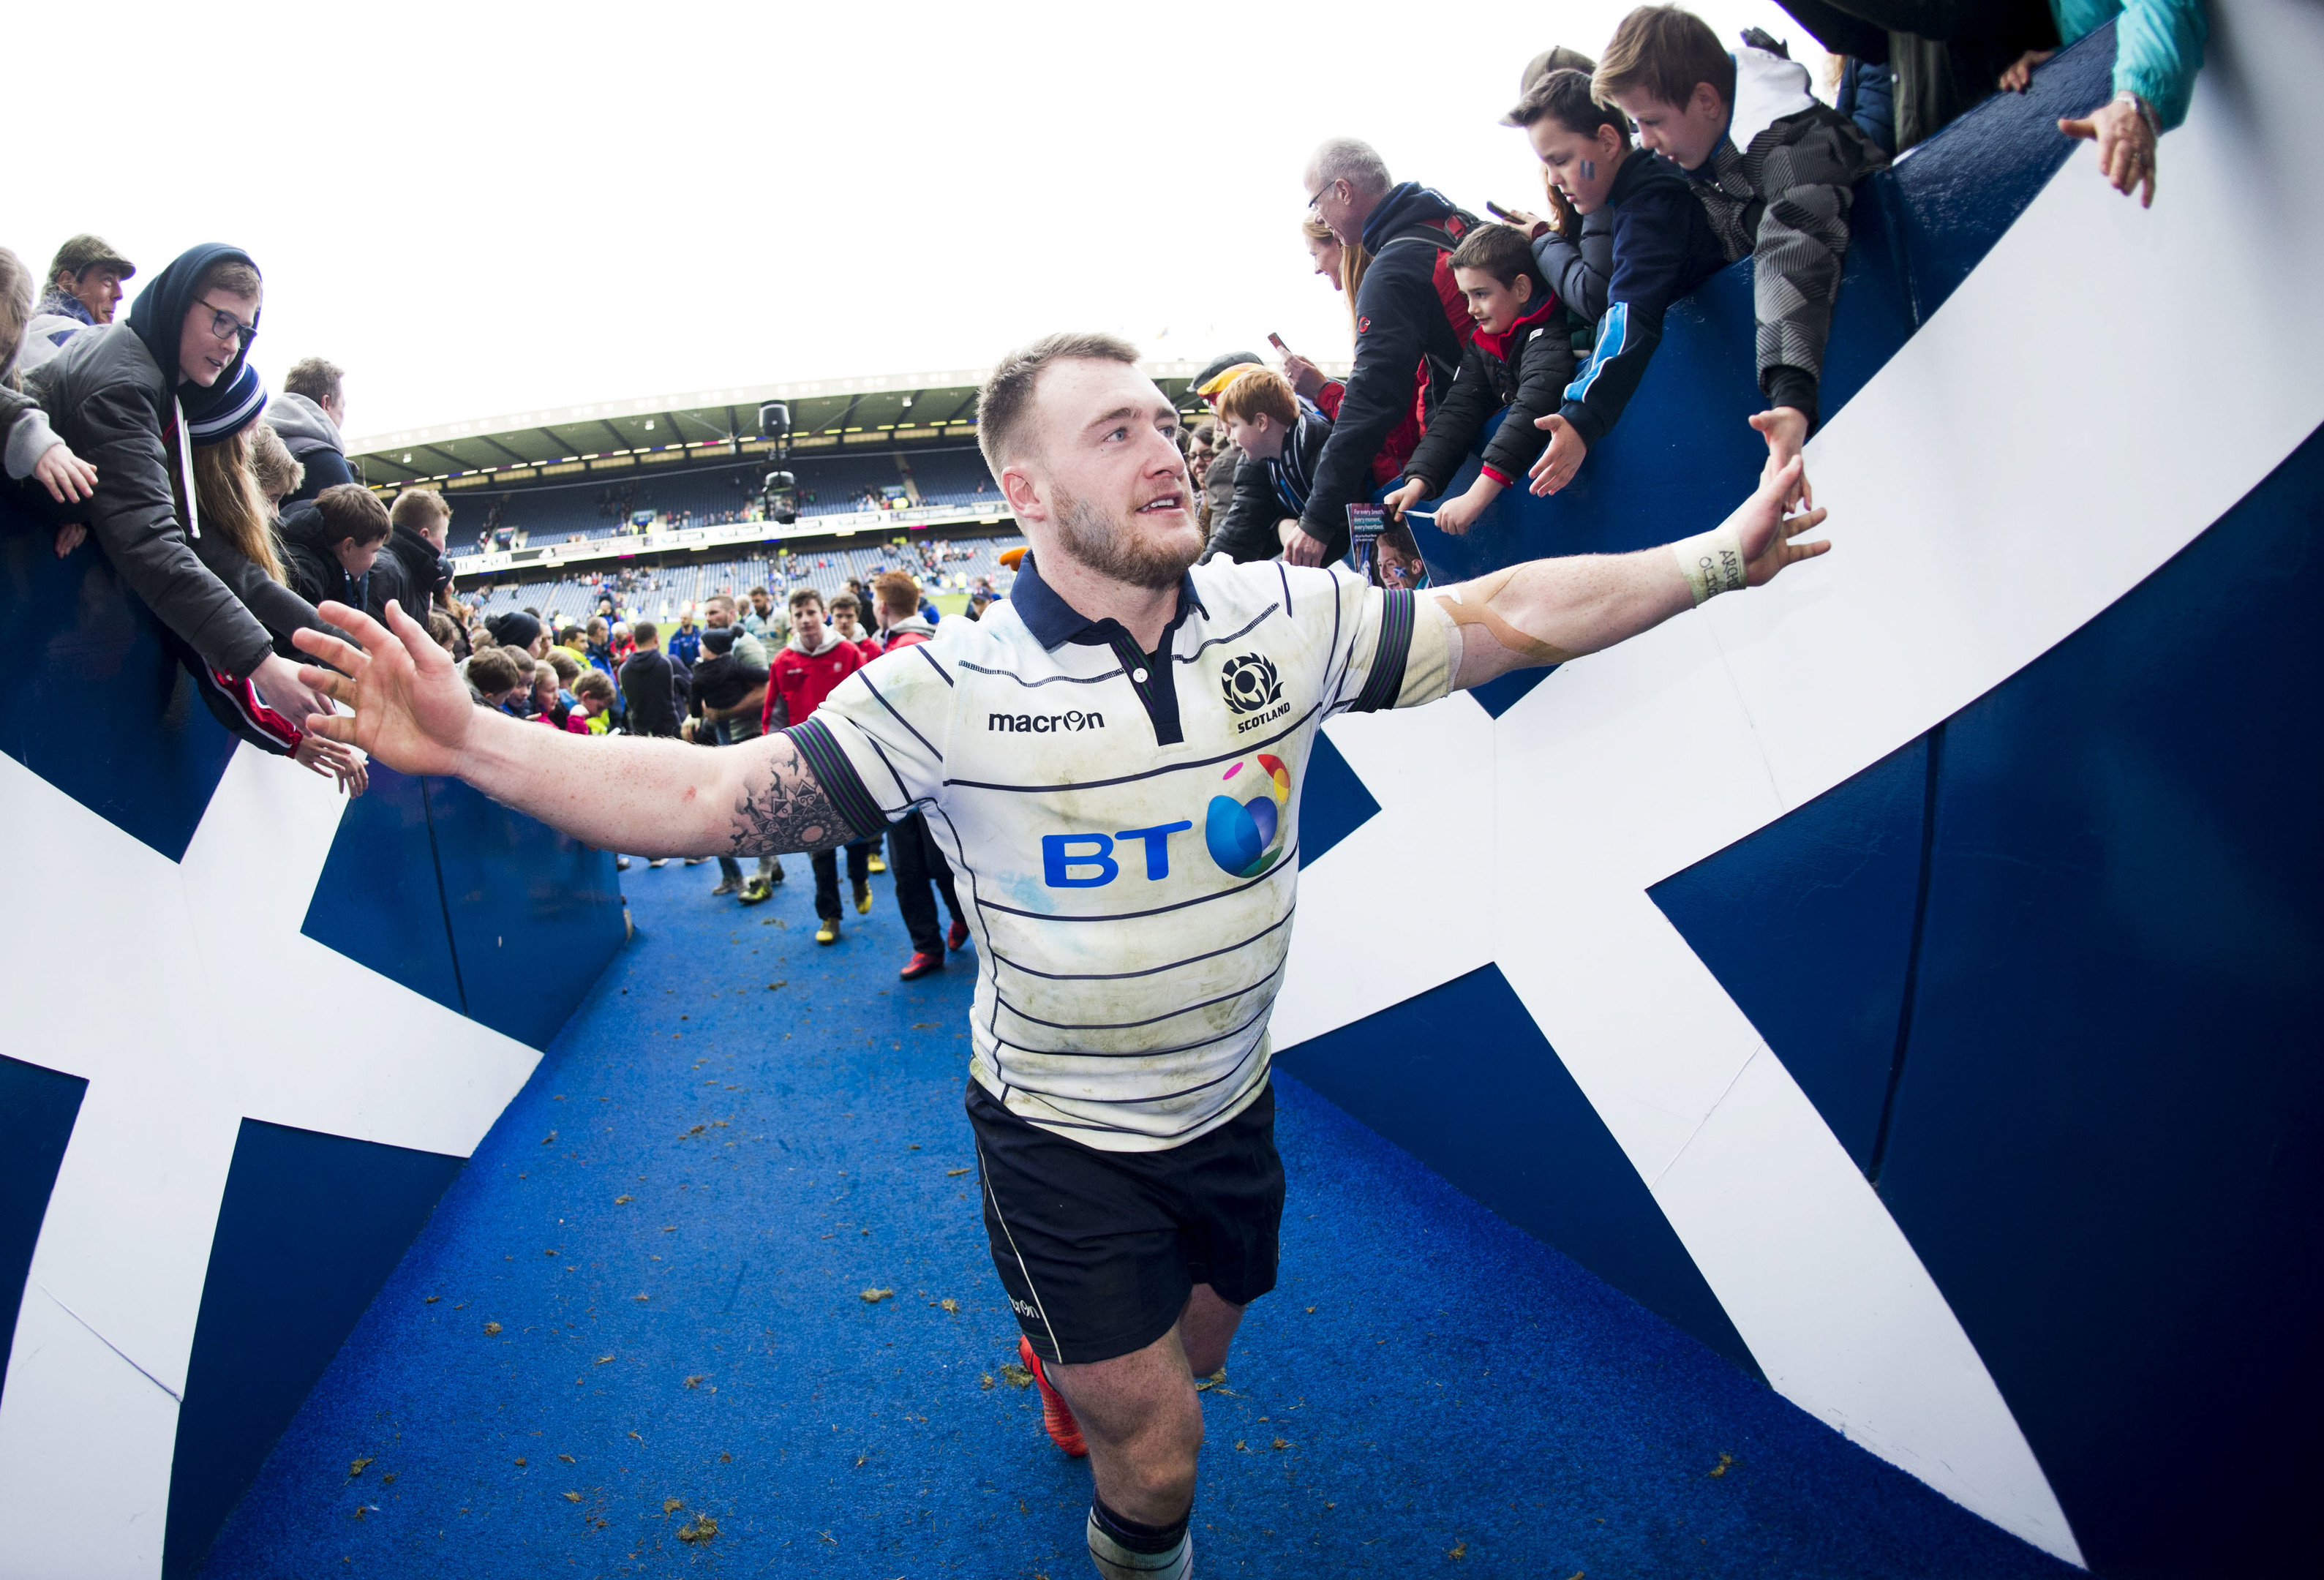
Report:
390,487,451,534
1215,366,1298,429
975,331,1142,475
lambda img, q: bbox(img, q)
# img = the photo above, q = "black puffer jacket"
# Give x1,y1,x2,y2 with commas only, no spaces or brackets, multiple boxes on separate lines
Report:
369,522,452,621
1401,287,1574,494
279,499,377,618
29,320,278,679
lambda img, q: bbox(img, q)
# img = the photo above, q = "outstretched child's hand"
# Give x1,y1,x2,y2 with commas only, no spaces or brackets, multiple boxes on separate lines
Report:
33,441,97,505
1529,415,1587,495
1434,475,1503,535
1750,407,1812,509
1382,478,1429,523
1998,48,2053,92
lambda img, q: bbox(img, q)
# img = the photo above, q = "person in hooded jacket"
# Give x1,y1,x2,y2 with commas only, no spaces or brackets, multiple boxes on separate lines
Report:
151,359,366,794
27,243,337,733
271,357,357,503
281,483,392,621
1292,139,1478,566
369,486,456,628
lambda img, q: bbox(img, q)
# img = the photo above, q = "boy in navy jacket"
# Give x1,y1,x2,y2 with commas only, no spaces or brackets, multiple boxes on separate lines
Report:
1206,367,1333,565
1381,224,1573,535
1500,68,1726,495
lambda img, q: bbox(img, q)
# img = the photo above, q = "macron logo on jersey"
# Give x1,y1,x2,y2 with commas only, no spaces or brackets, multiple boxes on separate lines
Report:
989,710,1105,733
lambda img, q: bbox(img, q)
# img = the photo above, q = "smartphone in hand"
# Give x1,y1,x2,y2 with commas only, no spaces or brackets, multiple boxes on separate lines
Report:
1268,332,1290,354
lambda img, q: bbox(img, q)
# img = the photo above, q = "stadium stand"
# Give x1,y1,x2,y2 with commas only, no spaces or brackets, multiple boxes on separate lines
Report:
440,445,1000,550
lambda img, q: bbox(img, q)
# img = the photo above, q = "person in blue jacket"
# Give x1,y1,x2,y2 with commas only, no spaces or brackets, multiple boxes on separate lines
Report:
1495,69,1727,497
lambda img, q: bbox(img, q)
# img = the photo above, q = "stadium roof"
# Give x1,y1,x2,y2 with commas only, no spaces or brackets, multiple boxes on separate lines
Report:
343,358,1343,492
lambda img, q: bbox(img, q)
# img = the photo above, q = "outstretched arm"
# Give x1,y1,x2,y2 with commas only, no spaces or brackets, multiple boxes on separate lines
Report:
1437,457,1828,691
291,602,857,859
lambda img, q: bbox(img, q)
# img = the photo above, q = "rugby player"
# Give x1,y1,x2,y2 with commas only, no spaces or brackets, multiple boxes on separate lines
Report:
293,331,1828,1579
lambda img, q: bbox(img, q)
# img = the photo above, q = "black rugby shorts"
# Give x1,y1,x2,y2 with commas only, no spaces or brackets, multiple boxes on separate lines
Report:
966,1078,1285,1366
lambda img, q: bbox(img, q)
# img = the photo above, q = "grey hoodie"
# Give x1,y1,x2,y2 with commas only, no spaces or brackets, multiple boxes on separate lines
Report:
266,389,344,458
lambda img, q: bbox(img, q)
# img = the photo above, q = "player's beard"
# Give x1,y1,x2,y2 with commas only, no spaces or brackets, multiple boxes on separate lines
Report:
1053,486,1202,590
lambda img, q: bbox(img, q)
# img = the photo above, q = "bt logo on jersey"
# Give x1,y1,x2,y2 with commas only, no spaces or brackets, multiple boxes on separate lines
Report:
1039,753,1294,888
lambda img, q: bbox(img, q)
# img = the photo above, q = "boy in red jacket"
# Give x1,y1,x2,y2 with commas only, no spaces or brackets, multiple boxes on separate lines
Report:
764,587,879,942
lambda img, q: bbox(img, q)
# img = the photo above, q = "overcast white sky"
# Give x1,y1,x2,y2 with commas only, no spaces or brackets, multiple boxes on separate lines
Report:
15,0,1821,445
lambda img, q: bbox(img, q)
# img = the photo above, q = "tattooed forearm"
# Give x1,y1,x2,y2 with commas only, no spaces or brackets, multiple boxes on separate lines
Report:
727,731,851,856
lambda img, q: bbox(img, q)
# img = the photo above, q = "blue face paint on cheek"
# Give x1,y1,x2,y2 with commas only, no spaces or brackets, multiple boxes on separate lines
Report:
1579,158,1598,181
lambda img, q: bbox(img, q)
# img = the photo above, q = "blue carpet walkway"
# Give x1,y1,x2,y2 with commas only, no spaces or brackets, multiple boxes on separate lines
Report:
203,857,2076,1578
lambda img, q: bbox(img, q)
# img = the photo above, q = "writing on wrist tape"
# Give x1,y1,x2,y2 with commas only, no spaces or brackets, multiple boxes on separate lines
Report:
1672,522,1748,606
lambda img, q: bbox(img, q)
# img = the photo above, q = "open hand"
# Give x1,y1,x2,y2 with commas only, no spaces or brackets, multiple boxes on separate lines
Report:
1749,407,1813,509
295,734,370,797
252,651,339,728
1737,459,1832,587
2061,97,2156,207
292,599,479,778
1528,414,1587,495
33,442,97,504
53,522,87,557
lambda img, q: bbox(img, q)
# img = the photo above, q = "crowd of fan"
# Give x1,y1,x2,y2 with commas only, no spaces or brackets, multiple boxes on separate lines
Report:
0,1,2203,955
443,569,974,977
1173,1,2203,590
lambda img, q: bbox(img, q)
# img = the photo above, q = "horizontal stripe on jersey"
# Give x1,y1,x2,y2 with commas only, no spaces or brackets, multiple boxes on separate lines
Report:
810,554,1454,1151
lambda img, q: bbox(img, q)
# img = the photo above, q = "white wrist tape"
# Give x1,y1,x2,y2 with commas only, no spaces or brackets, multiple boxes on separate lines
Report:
1672,522,1748,606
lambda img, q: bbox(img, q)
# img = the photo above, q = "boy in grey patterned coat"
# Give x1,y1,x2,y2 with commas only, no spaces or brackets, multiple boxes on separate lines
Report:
1595,5,1889,501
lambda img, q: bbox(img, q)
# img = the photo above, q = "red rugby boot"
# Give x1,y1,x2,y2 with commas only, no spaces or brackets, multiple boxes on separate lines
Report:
1020,1334,1087,1458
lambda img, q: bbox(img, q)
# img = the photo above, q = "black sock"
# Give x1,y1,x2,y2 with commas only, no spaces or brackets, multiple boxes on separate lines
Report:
1091,1494,1189,1556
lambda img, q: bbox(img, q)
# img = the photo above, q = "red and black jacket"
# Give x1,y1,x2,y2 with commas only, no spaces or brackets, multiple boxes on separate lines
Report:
1401,285,1575,494
1298,184,1478,559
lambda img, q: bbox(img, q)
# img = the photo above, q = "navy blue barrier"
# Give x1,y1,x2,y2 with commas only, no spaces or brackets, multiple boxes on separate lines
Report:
1288,20,2320,1575
0,484,626,1576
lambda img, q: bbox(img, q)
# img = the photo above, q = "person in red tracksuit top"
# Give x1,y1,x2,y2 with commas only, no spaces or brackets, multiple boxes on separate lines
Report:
868,571,970,980
764,586,878,943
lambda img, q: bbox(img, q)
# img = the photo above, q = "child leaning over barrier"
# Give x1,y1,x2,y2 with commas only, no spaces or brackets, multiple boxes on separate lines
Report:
1493,68,1726,497
1592,5,1887,501
1205,367,1332,565
1381,223,1573,535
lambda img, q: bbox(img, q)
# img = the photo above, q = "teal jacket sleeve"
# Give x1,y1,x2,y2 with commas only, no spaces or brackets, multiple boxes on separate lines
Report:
2054,0,2208,130
2116,0,2206,129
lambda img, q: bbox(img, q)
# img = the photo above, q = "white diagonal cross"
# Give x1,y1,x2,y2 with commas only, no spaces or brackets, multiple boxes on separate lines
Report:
0,742,540,1580
1275,12,2324,1567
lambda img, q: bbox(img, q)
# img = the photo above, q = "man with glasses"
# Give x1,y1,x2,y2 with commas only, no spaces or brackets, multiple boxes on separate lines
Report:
1290,138,1477,571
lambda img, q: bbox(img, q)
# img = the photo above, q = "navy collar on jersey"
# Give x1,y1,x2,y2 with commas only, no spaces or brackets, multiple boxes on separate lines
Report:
1011,550,1211,746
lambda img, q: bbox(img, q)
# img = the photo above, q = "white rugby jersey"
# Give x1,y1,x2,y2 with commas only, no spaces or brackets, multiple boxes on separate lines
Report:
793,552,1454,1151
